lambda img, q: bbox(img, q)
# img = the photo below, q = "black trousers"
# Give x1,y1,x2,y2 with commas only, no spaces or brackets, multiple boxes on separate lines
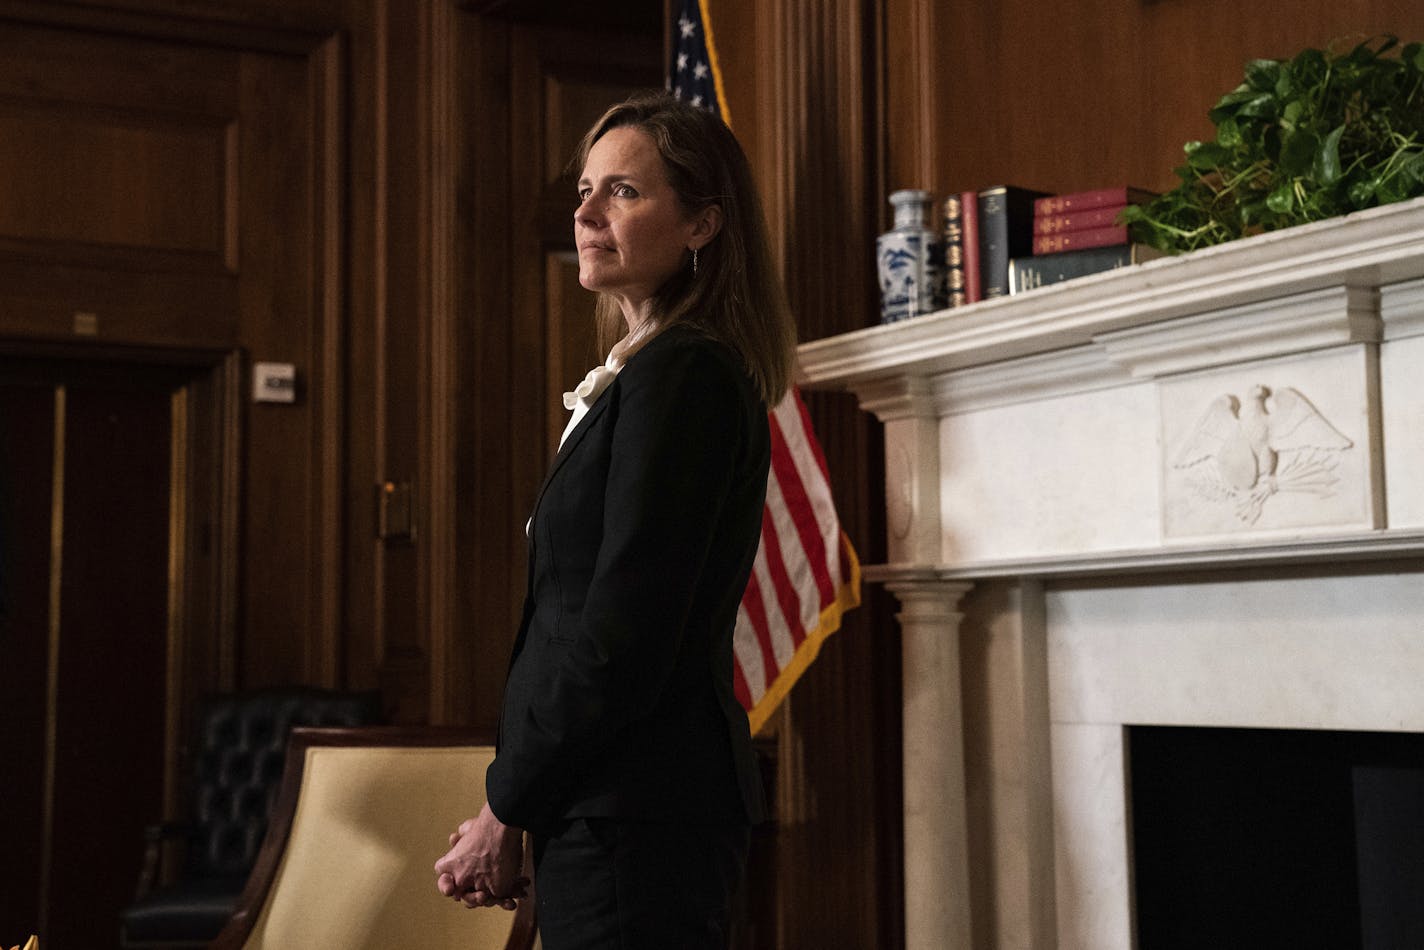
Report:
532,817,750,950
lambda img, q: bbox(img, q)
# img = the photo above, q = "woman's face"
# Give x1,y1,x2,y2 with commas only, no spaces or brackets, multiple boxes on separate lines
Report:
575,126,705,328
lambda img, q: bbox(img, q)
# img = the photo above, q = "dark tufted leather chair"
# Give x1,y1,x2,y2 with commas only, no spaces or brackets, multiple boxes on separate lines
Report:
119,687,384,948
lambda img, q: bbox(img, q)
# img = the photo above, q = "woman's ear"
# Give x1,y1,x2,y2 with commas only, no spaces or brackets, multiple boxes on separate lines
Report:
689,204,723,250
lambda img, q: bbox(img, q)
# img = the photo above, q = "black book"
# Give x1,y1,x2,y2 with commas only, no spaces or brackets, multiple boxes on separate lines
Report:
1008,244,1166,294
977,185,1049,298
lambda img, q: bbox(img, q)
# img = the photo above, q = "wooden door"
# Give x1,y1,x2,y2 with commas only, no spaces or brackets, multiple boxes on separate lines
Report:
0,357,215,949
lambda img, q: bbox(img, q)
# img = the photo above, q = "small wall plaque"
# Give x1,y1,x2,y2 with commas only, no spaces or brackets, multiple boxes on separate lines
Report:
253,362,297,404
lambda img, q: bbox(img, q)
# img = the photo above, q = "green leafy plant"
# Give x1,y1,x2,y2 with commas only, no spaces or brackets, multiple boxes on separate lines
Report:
1122,35,1424,253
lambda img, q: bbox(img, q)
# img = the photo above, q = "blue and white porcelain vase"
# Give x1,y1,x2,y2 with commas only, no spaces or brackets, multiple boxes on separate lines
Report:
876,189,944,324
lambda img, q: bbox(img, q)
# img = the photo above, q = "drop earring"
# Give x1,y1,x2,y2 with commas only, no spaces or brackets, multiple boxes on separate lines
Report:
692,247,699,275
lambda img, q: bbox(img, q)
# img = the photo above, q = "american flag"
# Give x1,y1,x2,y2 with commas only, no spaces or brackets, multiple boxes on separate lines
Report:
670,0,861,734
668,0,723,117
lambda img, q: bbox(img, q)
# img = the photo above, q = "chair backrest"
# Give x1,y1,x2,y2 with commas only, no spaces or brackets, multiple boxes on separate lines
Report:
189,688,384,878
211,727,536,950
186,683,384,877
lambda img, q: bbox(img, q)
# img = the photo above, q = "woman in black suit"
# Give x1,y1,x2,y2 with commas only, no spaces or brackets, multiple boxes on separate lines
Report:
434,93,797,948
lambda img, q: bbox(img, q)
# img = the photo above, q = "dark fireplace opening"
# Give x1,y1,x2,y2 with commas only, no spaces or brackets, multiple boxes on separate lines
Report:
1129,725,1424,950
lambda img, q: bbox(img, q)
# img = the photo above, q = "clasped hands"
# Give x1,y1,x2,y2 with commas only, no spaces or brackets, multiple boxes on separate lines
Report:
433,802,529,910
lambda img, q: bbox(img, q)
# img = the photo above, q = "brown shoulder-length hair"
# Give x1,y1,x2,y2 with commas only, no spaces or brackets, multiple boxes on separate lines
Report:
571,93,797,406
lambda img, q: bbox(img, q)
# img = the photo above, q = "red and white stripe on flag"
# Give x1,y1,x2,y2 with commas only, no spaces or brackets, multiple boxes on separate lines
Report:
734,387,862,734
669,0,862,732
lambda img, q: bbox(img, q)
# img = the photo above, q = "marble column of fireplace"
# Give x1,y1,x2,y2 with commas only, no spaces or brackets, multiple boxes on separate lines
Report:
796,197,1424,950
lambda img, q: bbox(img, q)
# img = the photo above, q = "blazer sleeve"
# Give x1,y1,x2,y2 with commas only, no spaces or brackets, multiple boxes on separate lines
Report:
485,334,758,831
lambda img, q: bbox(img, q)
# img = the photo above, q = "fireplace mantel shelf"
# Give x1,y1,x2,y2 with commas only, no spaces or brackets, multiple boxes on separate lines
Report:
798,195,1424,387
797,195,1424,581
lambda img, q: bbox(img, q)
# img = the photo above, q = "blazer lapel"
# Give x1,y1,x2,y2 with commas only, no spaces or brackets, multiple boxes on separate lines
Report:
528,387,613,528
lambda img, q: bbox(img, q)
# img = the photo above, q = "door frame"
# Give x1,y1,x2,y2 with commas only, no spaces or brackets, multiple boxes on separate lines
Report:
0,339,243,821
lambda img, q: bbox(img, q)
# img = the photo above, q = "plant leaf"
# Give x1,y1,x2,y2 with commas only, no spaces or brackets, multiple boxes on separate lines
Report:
1266,181,1296,213
1245,58,1282,91
1235,93,1279,120
1292,47,1327,79
1216,117,1243,148
1209,87,1265,121
1274,64,1295,99
1280,128,1318,175
1186,141,1229,169
1401,151,1424,185
1312,125,1344,184
1239,198,1268,227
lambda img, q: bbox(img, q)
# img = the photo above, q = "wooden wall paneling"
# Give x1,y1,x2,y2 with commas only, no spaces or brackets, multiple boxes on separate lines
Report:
181,349,245,698
449,7,517,730
507,25,553,673
0,103,227,252
234,39,342,687
926,0,1424,201
418,0,461,724
930,0,1159,196
329,0,461,725
0,0,341,49
339,0,382,701
880,0,938,195
308,34,346,691
0,20,242,348
0,262,241,348
368,2,432,719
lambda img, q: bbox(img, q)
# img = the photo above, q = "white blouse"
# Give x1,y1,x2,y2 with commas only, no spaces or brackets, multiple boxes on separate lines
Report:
557,333,638,449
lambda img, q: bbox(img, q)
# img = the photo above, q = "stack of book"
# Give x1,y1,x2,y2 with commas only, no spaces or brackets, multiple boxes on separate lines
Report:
1009,187,1161,294
940,184,1049,306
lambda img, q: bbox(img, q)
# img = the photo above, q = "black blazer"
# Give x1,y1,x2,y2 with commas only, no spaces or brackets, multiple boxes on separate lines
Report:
486,325,770,837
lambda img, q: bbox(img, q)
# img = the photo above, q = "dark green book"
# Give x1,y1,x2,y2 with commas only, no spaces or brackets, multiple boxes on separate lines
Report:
1008,244,1165,294
977,185,1049,298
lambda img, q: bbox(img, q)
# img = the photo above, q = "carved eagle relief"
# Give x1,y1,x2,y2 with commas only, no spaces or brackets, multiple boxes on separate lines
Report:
1172,384,1353,524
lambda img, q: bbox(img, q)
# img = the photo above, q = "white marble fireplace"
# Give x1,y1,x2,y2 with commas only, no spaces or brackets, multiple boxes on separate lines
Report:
797,197,1424,950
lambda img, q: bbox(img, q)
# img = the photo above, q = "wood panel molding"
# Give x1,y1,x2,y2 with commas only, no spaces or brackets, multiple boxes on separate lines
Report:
880,0,938,194
449,8,517,730
309,31,346,687
421,0,460,722
215,348,244,689
0,0,338,52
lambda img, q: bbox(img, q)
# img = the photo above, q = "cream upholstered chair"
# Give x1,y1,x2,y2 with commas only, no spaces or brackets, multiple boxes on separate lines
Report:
210,727,536,950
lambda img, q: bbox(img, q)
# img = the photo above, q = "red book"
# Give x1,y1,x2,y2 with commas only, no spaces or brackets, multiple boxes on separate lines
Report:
960,189,981,303
1033,204,1129,235
1033,187,1156,217
1033,225,1129,255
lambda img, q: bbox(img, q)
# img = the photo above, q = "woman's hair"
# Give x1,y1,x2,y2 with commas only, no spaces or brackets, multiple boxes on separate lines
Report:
572,93,797,406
